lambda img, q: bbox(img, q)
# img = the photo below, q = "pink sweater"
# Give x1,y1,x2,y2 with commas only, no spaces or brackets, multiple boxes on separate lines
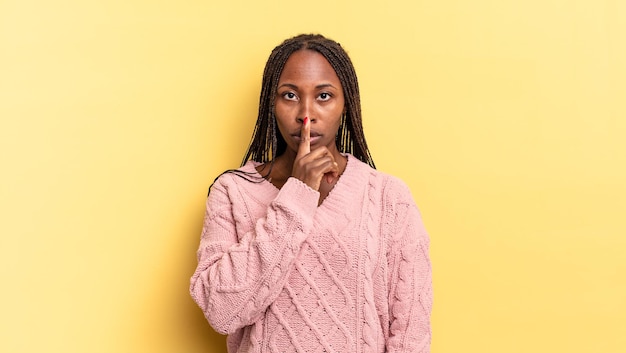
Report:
190,154,432,352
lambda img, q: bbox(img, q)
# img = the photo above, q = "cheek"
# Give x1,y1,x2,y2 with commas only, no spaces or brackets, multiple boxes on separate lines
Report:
332,117,342,135
274,114,292,141
275,120,288,137
274,103,294,123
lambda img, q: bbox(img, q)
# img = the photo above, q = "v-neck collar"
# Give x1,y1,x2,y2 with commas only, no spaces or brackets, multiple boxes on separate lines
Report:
242,154,361,211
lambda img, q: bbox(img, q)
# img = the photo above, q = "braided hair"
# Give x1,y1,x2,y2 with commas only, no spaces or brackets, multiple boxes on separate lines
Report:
209,34,375,193
242,33,375,169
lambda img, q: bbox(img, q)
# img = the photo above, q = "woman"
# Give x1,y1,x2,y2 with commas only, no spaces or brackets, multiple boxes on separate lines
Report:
190,34,432,353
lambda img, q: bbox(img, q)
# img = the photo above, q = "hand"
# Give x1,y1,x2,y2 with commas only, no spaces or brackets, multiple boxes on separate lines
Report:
291,117,339,191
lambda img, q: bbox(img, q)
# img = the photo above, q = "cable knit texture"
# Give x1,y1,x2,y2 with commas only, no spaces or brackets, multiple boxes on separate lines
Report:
190,154,432,353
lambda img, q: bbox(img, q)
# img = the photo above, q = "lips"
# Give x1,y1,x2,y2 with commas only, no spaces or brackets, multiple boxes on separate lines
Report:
291,131,322,144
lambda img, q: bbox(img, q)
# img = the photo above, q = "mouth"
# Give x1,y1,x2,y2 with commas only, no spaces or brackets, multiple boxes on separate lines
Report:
291,131,322,144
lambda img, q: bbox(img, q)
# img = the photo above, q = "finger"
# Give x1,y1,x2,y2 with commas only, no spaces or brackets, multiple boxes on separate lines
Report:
325,161,339,184
304,150,338,184
304,158,336,187
297,116,311,157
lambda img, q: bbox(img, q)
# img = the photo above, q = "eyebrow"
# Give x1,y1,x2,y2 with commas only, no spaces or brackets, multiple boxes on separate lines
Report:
277,83,338,90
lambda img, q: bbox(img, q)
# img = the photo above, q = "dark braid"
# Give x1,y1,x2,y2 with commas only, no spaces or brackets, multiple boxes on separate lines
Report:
209,34,375,195
242,33,375,169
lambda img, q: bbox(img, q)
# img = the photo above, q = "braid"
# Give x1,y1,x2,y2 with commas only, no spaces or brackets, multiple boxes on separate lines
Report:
242,34,376,169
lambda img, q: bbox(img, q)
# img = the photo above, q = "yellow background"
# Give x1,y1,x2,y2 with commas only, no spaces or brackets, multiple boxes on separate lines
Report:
1,0,624,352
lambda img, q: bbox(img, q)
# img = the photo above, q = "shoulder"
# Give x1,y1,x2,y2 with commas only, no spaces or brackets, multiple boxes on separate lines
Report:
381,174,414,205
370,170,429,246
344,155,418,213
208,161,263,196
350,157,414,204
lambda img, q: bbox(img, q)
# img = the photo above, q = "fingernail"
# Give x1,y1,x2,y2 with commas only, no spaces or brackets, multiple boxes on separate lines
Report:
303,117,308,125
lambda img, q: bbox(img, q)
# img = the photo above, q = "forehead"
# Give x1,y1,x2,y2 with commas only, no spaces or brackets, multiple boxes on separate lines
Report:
278,49,341,84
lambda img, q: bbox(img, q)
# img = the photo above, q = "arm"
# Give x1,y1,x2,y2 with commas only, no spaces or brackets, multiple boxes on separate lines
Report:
385,182,433,353
189,175,319,334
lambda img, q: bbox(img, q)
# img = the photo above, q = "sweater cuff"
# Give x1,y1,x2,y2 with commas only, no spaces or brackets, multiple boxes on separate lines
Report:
276,177,320,211
274,177,319,247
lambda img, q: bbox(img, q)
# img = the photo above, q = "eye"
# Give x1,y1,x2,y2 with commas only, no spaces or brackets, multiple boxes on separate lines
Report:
281,92,298,101
318,92,332,101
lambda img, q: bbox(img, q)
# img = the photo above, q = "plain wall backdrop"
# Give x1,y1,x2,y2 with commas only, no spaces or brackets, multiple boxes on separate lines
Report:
1,0,625,352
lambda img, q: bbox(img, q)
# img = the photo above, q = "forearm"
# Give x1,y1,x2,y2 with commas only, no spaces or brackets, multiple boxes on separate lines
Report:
190,177,319,334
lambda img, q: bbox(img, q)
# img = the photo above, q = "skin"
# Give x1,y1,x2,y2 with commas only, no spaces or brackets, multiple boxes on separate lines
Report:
257,49,348,204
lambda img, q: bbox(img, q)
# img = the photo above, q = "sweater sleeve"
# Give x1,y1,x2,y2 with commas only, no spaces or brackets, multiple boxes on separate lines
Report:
384,180,432,353
189,175,319,335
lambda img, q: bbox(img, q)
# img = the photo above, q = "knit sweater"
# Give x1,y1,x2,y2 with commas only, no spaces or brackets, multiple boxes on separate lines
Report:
190,154,432,353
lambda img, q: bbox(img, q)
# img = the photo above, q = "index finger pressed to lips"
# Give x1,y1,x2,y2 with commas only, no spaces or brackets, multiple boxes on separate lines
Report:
298,116,311,156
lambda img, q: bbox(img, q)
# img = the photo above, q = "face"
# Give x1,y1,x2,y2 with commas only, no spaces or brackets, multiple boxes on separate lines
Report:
274,49,345,155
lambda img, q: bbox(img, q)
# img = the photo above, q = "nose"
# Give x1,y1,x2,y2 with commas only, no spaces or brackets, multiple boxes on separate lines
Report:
297,97,315,123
